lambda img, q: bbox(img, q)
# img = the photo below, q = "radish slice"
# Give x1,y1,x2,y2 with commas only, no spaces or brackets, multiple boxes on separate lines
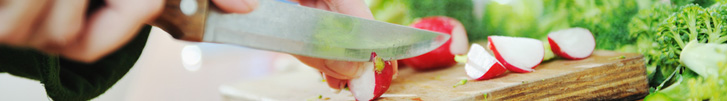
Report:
488,36,544,73
348,53,395,101
464,44,507,80
349,62,377,100
547,28,595,60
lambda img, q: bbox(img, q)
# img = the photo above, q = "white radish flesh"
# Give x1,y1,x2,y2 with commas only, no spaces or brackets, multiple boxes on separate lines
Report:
547,28,595,60
464,44,507,80
488,36,544,73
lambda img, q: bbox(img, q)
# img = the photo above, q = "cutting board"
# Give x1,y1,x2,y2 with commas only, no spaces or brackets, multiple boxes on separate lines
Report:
220,50,649,101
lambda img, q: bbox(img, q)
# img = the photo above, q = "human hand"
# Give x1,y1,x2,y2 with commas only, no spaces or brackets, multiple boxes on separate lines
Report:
0,0,167,63
0,0,262,63
220,0,398,90
0,0,390,89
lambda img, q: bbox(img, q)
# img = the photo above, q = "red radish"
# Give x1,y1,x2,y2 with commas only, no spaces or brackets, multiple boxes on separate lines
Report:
547,28,595,60
348,53,395,101
400,16,469,70
488,36,544,73
464,43,507,80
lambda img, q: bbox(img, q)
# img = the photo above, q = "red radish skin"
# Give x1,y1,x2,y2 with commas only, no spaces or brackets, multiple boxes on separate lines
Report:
488,36,544,73
476,64,507,80
464,44,507,80
547,28,595,60
401,16,468,70
348,53,395,101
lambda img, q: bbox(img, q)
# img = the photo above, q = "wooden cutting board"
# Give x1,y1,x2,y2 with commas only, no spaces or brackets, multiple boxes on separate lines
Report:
220,50,649,101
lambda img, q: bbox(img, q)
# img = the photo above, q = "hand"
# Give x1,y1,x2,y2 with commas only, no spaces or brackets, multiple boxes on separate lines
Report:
0,0,390,89
216,0,397,89
0,0,257,63
0,0,165,63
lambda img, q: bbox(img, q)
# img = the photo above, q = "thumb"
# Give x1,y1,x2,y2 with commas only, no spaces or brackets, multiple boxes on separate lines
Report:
211,0,259,14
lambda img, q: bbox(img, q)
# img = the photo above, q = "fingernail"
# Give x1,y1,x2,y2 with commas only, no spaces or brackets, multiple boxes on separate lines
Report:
241,0,258,13
212,0,259,13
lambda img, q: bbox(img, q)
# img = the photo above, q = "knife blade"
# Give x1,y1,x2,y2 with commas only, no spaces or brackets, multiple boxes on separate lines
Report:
152,0,450,62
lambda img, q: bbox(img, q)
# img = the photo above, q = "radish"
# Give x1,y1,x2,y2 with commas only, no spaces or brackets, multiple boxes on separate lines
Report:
488,36,544,73
547,28,595,60
348,53,395,101
400,16,469,70
464,43,507,80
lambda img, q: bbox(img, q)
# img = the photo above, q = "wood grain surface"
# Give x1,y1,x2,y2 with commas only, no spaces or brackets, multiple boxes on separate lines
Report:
221,50,649,101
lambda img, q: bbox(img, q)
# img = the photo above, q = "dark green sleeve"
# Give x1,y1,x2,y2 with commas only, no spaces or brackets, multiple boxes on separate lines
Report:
0,26,151,100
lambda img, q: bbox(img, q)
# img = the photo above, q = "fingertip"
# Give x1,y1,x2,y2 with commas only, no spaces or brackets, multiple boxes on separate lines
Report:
212,0,258,14
325,75,347,89
324,0,373,20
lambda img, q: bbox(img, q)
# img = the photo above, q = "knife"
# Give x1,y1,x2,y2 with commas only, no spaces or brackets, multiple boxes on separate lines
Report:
151,0,450,62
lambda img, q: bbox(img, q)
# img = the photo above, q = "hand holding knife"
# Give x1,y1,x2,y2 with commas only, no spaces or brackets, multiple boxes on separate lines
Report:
0,0,449,91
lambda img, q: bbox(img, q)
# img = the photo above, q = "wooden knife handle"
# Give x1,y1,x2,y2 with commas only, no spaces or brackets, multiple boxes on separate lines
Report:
151,0,210,42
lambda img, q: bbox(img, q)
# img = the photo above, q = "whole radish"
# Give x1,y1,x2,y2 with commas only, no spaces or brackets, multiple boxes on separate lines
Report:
400,16,469,70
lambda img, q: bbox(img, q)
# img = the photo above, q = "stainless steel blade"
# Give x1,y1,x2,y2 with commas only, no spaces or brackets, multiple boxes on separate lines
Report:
203,0,450,62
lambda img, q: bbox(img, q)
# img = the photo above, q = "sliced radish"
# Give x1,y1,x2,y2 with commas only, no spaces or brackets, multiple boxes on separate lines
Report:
488,36,544,73
464,43,507,80
547,28,595,60
400,16,468,70
348,53,395,101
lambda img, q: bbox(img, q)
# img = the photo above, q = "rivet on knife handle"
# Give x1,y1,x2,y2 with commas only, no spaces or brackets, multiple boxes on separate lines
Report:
151,0,209,42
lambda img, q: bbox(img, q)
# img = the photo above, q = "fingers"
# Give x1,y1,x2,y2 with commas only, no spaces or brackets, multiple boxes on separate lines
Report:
294,55,365,79
211,0,259,14
297,0,373,20
0,0,50,46
31,0,89,53
324,75,347,89
323,0,374,19
321,60,398,89
60,0,163,63
297,0,331,10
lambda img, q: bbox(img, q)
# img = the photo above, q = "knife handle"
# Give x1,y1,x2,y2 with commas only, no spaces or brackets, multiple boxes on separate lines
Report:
151,0,209,42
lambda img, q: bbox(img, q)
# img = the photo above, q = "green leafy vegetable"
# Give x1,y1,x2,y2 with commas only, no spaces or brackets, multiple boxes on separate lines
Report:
680,41,727,77
635,3,727,100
